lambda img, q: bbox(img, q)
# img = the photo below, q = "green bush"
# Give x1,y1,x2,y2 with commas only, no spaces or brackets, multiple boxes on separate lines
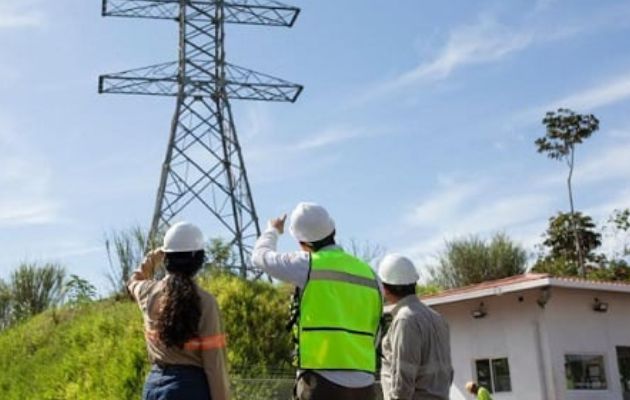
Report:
0,300,147,400
9,263,66,323
430,233,527,289
0,273,294,399
199,271,294,376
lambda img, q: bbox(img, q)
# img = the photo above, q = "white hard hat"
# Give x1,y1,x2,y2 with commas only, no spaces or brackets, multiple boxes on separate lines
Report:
162,222,205,252
378,253,420,285
289,202,335,243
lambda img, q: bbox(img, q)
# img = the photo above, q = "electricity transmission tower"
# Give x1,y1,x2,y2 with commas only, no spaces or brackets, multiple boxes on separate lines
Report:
99,0,302,277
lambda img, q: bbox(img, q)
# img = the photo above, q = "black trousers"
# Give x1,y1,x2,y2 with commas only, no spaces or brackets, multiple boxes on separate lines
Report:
294,371,376,400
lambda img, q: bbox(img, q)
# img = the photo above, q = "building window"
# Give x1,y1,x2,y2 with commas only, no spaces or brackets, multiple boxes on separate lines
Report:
565,354,607,390
475,358,512,393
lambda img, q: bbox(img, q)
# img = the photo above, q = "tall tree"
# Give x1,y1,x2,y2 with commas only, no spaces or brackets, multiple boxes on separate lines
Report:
535,108,599,276
609,208,630,258
9,263,65,321
611,208,630,232
533,211,602,276
542,212,601,262
430,233,527,289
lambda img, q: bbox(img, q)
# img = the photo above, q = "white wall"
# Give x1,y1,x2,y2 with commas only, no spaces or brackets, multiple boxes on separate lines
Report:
544,288,630,400
432,288,630,400
434,290,546,400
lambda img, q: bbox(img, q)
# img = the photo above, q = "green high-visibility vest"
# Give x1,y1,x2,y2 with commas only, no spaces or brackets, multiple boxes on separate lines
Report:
298,249,382,373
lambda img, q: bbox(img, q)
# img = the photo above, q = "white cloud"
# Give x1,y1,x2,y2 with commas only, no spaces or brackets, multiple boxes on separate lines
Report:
290,128,365,152
0,116,58,227
238,104,273,141
248,126,366,157
43,242,103,260
0,200,57,227
455,194,553,234
394,19,531,87
608,127,630,139
584,188,630,221
396,137,630,272
362,18,533,100
514,62,630,126
577,142,630,184
409,182,482,226
358,3,630,106
545,73,630,114
396,177,557,272
406,178,553,233
244,125,374,183
541,140,630,187
0,1,45,29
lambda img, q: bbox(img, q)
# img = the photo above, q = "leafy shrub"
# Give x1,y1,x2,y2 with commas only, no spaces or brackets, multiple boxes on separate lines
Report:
0,272,294,399
64,274,98,306
199,271,294,376
431,233,527,289
9,263,65,322
0,300,147,400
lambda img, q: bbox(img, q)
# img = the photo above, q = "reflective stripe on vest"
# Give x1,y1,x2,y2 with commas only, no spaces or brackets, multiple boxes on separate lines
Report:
298,249,382,373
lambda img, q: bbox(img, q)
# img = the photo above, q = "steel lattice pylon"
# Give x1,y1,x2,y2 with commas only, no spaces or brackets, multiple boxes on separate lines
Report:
99,0,302,277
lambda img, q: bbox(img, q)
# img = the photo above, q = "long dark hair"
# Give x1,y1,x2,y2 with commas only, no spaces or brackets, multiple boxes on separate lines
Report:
157,250,205,348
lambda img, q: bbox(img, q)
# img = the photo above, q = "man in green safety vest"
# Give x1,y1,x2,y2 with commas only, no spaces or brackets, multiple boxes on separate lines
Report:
251,202,383,400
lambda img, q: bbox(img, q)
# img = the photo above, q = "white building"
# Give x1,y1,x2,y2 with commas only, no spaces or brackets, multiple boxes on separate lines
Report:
422,273,630,400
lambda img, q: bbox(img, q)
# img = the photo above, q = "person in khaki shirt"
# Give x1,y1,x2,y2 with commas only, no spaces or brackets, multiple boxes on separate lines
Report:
128,222,230,400
378,254,453,400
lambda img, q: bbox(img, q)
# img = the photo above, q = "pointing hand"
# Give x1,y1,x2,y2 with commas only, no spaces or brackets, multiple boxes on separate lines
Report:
269,214,287,234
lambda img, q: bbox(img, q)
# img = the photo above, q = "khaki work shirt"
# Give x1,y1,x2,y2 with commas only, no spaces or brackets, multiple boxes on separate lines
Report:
381,295,453,400
128,277,230,400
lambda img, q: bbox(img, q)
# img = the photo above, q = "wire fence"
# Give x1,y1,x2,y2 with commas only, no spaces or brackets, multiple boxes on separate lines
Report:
230,377,384,400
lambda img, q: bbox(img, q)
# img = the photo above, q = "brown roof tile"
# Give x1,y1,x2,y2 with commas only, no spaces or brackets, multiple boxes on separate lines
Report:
421,272,630,301
420,273,550,300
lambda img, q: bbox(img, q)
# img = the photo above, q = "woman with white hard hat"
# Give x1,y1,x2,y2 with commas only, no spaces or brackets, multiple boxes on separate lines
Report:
378,254,453,400
127,222,230,400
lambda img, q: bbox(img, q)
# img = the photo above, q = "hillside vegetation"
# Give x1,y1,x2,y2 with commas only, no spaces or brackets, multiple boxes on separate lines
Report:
0,272,293,400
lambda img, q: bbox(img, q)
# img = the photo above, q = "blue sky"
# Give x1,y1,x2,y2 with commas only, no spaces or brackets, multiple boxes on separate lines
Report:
1,0,630,294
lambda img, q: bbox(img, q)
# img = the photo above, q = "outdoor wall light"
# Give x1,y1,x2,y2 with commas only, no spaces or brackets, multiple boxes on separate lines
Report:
471,302,487,319
592,298,608,313
537,287,551,308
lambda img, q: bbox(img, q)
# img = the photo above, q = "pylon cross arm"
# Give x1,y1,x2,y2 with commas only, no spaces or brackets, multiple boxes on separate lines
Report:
99,0,301,280
224,63,302,102
98,61,178,96
99,61,302,101
103,0,299,27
